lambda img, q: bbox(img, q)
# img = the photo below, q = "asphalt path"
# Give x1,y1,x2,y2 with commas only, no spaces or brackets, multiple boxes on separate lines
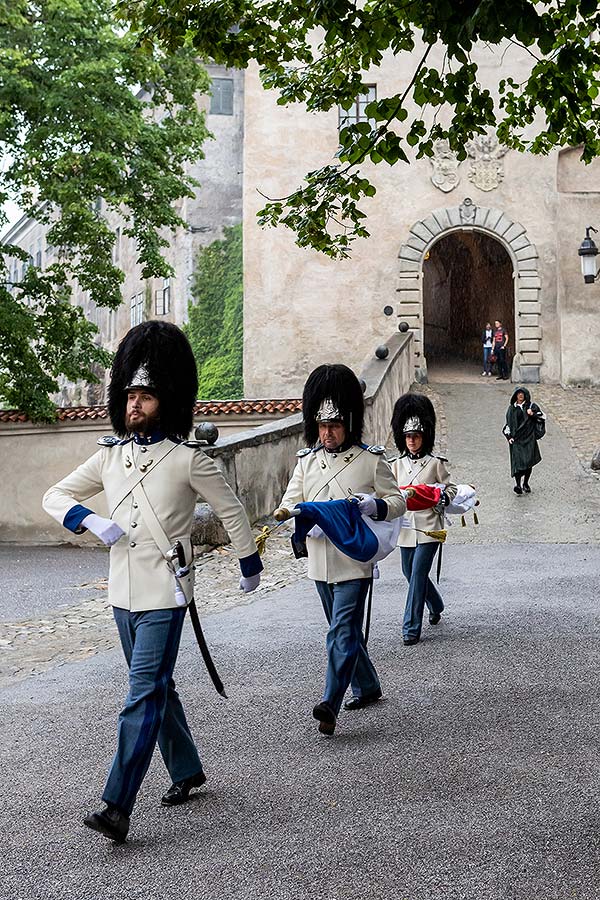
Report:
0,545,108,621
3,542,600,900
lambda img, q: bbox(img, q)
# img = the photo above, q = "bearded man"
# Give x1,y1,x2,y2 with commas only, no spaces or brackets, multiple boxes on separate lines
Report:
43,321,262,842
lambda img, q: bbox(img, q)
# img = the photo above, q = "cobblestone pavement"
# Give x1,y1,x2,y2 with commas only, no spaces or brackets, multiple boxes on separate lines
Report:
534,384,600,475
4,379,600,691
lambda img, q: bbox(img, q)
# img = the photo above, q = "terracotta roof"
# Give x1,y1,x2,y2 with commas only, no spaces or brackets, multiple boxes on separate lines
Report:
194,399,302,416
0,398,301,424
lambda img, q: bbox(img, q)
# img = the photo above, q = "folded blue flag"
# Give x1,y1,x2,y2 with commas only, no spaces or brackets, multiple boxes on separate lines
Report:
293,499,380,563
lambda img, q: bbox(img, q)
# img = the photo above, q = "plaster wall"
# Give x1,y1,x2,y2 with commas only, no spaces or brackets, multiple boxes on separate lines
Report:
242,41,600,391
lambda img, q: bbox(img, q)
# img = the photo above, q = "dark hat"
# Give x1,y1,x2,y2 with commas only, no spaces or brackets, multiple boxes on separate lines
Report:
108,321,198,439
391,393,436,455
302,364,364,447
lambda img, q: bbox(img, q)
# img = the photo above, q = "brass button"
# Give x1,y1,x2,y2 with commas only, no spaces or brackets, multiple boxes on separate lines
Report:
131,522,137,528
140,447,148,453
132,502,138,509
130,541,136,548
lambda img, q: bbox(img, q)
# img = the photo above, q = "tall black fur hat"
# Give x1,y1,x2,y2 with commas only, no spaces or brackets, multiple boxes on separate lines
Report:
391,393,436,455
108,321,198,439
302,364,364,447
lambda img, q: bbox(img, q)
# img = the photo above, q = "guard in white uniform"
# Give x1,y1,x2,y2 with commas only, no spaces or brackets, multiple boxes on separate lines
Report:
390,394,456,645
276,364,406,736
43,322,263,842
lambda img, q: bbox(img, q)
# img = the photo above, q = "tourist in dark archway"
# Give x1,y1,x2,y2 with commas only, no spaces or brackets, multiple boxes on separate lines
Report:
482,322,494,376
390,395,457,646
503,387,546,494
493,320,510,380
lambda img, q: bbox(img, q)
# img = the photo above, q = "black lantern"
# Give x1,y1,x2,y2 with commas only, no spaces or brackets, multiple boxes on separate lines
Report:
578,226,599,284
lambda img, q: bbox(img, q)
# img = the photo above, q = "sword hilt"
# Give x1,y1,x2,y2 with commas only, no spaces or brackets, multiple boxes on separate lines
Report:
273,507,301,521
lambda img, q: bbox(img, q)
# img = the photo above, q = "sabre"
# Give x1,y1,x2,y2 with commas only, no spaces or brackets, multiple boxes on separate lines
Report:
166,540,228,699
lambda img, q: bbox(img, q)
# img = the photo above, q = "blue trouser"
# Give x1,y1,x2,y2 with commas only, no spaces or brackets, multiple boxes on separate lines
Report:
315,578,381,716
401,543,444,640
102,607,203,816
483,346,492,374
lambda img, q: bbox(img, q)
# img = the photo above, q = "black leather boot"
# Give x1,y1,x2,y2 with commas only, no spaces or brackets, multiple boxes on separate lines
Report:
312,701,336,735
161,770,207,806
83,804,129,842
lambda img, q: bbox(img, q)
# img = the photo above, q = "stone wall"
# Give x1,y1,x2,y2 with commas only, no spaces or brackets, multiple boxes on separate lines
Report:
242,42,600,392
0,332,412,545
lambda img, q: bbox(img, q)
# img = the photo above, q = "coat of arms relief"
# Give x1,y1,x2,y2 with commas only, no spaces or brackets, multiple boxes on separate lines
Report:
430,139,461,193
430,135,508,193
465,135,508,192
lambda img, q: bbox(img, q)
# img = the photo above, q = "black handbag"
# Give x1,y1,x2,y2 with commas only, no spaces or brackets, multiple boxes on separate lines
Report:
534,416,546,439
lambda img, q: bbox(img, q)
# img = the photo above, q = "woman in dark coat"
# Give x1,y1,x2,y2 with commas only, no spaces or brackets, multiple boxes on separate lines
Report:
503,387,545,494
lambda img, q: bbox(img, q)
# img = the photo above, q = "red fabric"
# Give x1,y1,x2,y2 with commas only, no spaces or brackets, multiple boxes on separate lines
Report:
400,484,442,510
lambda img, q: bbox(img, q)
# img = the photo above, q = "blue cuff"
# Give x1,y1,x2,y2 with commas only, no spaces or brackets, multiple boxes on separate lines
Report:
374,499,388,520
63,504,94,534
239,551,264,577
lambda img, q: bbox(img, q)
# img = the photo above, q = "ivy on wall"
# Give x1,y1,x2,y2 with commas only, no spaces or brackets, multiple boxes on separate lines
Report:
185,223,243,400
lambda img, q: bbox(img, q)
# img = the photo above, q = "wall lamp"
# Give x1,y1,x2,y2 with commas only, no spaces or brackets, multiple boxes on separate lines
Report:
579,226,599,284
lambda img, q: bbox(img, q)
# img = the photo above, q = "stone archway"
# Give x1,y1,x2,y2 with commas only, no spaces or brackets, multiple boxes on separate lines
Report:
397,198,542,383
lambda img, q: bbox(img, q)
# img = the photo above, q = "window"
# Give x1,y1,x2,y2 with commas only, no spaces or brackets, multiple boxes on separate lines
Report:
155,277,171,315
130,292,144,327
108,307,118,341
113,227,121,265
338,84,377,130
210,78,234,116
35,238,43,268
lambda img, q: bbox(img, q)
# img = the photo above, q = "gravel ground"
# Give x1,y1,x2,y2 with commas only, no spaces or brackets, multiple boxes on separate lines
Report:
3,543,600,900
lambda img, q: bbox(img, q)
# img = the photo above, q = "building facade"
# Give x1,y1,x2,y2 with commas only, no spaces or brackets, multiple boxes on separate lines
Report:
241,41,600,395
2,64,244,405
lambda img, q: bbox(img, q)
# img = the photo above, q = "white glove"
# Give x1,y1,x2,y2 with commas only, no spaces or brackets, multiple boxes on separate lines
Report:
239,573,261,593
174,582,188,607
356,495,378,518
81,513,125,547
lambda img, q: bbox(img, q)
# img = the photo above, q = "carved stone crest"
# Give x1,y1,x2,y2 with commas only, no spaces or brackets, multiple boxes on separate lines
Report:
430,139,460,193
459,197,477,225
466,134,508,191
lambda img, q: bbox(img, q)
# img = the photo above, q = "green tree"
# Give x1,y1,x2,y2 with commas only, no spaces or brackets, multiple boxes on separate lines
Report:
0,0,210,419
124,0,600,257
184,224,243,400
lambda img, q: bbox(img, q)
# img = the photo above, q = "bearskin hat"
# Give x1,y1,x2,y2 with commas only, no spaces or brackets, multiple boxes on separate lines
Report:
108,321,198,440
302,363,364,447
391,393,436,455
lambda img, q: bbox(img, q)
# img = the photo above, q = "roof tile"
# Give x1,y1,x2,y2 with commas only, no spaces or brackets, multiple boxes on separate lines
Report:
0,398,302,424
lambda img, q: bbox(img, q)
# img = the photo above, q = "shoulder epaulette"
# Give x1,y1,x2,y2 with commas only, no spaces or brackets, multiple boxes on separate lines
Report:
97,435,122,447
183,440,205,448
296,447,312,457
435,454,448,462
367,445,385,455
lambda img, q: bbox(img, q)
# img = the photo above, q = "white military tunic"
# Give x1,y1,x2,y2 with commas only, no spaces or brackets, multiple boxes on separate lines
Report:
391,454,457,548
43,437,258,612
279,444,406,583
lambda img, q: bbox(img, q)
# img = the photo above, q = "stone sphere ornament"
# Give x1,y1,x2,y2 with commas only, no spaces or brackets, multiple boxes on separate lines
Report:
398,321,409,333
195,422,219,445
359,378,367,394
383,305,394,316
375,345,389,360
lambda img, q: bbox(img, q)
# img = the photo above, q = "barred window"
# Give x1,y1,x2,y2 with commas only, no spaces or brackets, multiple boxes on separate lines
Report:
338,85,377,130
210,78,234,116
130,292,144,327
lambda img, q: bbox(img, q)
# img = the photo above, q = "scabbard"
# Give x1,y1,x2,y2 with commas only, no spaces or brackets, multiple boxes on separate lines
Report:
363,577,374,645
187,599,228,698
